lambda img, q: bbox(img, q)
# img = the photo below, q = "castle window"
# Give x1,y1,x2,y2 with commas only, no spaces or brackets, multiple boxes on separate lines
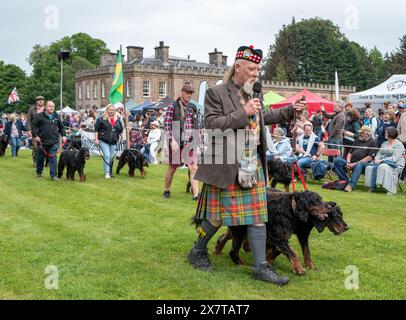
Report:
78,85,82,100
143,80,151,97
101,82,106,99
86,83,90,100
159,81,166,97
126,79,132,98
93,83,98,99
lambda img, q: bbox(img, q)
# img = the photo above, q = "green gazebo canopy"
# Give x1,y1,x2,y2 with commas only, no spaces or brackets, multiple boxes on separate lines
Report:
263,91,285,109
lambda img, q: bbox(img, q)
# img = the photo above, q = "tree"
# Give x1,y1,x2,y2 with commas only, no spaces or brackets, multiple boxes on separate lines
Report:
27,33,109,111
0,61,28,113
384,34,406,75
264,17,377,91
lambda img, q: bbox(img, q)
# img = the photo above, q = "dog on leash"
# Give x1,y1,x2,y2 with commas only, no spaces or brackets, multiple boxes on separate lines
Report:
57,147,90,181
212,189,348,275
116,148,149,178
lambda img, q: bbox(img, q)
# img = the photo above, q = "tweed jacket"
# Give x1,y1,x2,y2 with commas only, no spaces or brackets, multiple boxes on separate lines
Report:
194,81,295,188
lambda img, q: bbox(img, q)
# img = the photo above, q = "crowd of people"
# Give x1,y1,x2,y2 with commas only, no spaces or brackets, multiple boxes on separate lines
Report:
1,43,406,288
265,99,406,195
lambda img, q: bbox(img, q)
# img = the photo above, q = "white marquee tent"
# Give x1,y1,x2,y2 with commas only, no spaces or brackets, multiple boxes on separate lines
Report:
349,74,406,110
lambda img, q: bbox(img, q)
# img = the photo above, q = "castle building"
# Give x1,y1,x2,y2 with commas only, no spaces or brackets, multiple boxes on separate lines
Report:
74,41,356,110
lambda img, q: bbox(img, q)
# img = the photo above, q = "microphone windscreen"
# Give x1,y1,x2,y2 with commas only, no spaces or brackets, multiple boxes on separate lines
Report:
253,82,262,94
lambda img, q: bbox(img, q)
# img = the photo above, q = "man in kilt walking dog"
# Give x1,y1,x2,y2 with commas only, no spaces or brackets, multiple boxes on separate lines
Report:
188,45,304,286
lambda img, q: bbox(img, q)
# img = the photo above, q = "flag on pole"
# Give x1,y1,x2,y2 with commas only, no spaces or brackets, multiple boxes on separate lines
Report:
109,46,124,105
8,87,20,104
335,71,340,101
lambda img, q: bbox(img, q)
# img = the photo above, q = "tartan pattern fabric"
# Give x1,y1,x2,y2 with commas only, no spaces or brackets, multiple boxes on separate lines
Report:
195,163,268,226
164,103,175,141
164,102,205,150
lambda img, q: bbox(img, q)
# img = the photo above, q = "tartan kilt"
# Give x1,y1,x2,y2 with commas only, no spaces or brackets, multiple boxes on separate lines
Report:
195,164,268,226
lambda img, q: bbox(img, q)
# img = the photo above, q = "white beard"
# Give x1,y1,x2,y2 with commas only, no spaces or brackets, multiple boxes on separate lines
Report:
242,81,254,96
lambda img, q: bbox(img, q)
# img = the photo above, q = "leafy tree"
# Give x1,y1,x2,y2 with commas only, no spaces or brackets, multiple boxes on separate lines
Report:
264,17,377,91
0,61,28,113
384,35,406,75
27,32,109,111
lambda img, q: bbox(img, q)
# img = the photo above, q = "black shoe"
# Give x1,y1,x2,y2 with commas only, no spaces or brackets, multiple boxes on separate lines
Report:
192,194,199,201
188,247,212,271
253,262,289,286
163,190,171,199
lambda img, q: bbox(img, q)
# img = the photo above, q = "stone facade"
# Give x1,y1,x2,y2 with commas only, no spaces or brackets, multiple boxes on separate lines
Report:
75,42,228,110
74,41,356,110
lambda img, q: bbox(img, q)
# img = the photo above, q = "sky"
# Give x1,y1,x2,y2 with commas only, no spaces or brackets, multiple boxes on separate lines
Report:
1,0,405,74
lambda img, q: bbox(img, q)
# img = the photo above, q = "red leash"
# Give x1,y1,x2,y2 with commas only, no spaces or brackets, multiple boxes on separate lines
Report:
38,141,66,158
291,160,308,192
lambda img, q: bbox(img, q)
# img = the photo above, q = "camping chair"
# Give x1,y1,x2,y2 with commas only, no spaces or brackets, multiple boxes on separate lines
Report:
321,148,341,181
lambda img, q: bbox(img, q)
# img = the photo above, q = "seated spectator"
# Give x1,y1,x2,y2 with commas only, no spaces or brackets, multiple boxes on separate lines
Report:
334,126,378,192
342,109,361,159
289,124,325,175
266,127,292,162
376,110,396,147
364,127,405,195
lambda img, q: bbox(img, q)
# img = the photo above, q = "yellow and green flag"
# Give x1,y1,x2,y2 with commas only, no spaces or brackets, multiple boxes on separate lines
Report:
109,46,124,104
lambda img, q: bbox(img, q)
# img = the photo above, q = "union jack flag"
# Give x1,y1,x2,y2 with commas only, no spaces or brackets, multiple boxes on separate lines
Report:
8,87,20,104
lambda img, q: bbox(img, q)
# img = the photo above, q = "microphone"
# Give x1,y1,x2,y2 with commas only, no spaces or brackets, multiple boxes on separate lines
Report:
252,82,262,101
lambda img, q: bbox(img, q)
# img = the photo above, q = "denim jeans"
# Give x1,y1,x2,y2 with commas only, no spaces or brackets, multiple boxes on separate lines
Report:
36,144,59,177
10,136,21,157
296,156,313,172
333,157,370,188
99,141,117,175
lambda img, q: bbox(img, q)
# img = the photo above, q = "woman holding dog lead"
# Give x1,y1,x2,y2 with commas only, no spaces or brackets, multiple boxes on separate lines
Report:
94,104,124,179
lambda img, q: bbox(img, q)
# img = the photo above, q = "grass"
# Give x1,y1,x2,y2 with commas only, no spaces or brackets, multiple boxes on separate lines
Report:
0,150,406,300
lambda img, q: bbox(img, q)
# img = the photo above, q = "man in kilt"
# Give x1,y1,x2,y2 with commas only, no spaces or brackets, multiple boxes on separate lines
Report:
188,45,304,286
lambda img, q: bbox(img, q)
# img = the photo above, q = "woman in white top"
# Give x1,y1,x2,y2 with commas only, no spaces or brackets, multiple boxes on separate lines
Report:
147,120,162,164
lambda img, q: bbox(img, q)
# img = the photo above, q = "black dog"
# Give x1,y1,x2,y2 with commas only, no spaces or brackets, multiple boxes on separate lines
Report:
0,131,8,158
58,147,90,181
213,189,348,275
267,158,293,192
116,148,149,178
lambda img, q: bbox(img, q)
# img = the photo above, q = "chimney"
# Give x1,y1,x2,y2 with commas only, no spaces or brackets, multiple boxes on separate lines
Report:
155,41,169,64
127,46,144,62
100,52,125,66
209,48,223,67
100,53,117,66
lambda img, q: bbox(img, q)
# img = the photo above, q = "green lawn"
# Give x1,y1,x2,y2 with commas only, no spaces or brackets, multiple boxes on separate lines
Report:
0,150,405,300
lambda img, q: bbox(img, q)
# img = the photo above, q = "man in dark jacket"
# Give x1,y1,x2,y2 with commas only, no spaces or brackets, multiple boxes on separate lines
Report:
32,101,66,180
188,45,304,286
27,96,45,167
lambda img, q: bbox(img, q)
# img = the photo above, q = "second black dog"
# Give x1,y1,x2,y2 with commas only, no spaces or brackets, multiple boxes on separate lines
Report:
116,148,149,178
57,147,90,181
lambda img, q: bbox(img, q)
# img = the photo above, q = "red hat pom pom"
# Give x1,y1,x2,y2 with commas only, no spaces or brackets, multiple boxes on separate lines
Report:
249,45,254,49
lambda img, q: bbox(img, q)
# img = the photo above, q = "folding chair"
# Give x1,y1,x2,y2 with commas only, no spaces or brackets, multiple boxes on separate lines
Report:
321,149,341,181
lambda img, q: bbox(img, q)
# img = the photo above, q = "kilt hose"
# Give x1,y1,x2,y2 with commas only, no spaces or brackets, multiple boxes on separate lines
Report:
195,164,268,226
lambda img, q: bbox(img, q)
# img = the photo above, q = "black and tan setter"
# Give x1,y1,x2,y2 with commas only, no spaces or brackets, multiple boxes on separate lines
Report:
57,147,90,182
214,189,348,275
267,158,293,192
116,148,149,178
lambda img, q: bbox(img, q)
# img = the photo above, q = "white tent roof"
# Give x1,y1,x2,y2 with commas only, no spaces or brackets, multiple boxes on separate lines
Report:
349,74,406,110
58,106,79,114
